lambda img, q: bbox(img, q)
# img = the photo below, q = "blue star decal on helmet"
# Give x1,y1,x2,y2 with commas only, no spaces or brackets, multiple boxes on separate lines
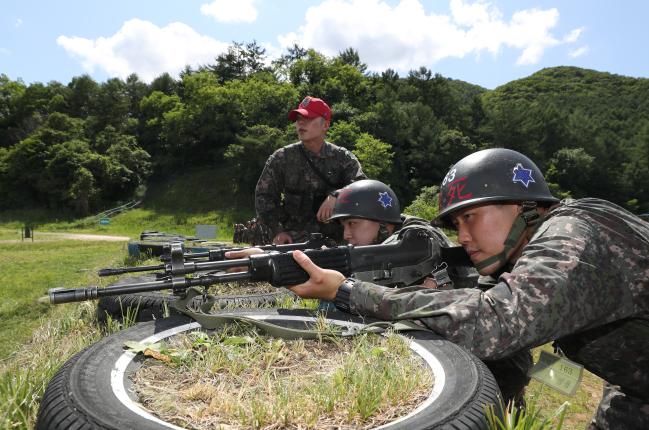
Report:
377,192,393,208
512,163,536,188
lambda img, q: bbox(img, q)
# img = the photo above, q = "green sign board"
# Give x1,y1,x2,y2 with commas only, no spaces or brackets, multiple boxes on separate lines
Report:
99,217,111,226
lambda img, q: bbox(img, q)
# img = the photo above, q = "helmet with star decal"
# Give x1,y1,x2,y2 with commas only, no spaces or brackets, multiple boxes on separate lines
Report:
329,179,402,224
437,148,559,225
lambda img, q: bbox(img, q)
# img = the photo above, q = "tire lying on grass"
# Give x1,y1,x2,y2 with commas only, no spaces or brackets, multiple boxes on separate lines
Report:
37,309,501,430
96,275,296,325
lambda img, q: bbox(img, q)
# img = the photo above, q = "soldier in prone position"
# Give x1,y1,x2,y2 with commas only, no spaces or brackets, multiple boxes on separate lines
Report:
326,178,533,409
234,178,533,408
288,148,649,430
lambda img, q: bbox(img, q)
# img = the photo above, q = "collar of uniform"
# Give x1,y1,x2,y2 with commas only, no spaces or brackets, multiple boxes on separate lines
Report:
301,141,334,158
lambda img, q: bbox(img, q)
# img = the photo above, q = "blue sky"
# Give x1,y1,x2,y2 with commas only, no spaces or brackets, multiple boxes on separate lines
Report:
2,0,648,89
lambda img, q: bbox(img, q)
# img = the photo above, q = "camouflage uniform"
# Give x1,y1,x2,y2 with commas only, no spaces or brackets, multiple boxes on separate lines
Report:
255,141,366,243
375,215,533,408
345,198,649,429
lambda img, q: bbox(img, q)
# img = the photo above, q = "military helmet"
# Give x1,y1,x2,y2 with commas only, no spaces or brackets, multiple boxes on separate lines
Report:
329,179,402,224
437,148,559,222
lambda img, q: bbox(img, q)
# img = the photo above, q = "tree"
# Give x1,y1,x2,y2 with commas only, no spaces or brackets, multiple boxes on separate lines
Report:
228,76,297,129
335,48,367,73
206,41,270,84
44,138,96,209
406,68,460,126
150,73,178,96
328,121,361,150
223,125,287,195
546,147,595,199
67,74,99,118
0,74,27,147
403,185,440,220
93,78,130,133
272,44,308,81
124,73,148,120
68,166,97,215
353,133,394,181
138,90,182,164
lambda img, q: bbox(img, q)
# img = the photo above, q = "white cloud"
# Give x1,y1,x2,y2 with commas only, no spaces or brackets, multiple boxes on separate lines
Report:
563,27,584,43
569,45,589,58
15,18,23,28
200,0,258,23
57,19,230,82
277,0,581,72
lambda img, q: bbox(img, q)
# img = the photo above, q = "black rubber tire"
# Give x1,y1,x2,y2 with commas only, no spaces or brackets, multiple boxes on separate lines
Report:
96,275,296,326
37,310,501,430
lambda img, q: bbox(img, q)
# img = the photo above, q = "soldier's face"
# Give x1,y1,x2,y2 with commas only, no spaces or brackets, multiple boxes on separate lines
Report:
451,203,522,275
341,218,381,246
295,115,329,142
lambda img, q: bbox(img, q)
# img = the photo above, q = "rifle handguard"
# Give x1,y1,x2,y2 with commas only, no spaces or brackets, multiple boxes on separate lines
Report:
249,247,352,286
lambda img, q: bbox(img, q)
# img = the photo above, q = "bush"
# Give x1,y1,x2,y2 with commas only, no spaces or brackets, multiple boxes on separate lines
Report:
403,186,440,220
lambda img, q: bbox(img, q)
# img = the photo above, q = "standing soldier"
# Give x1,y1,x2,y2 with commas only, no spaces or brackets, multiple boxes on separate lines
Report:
255,96,366,245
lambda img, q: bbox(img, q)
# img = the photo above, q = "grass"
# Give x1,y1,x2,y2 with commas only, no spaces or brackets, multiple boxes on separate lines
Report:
525,346,603,429
132,325,432,429
0,302,101,429
0,209,605,430
0,208,244,242
486,400,570,430
0,236,126,359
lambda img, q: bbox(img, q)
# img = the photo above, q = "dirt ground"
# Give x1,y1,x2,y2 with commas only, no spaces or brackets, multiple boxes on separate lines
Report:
0,232,131,243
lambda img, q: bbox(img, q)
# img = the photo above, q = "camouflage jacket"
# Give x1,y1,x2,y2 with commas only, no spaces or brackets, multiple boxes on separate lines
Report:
255,141,365,237
349,198,649,399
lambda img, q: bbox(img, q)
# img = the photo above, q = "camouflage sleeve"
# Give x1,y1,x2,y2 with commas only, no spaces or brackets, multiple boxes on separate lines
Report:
350,213,639,360
339,149,366,184
255,151,285,235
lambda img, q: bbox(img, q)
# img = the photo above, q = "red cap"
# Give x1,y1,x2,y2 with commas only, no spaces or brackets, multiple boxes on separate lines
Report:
288,96,331,121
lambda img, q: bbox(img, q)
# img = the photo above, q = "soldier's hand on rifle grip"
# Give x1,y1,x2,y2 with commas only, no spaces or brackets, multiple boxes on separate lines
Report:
273,232,293,244
287,250,346,300
317,195,336,222
422,277,439,289
224,248,263,273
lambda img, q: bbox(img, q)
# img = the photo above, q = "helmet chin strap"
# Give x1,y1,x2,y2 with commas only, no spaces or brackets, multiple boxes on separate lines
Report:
473,202,544,272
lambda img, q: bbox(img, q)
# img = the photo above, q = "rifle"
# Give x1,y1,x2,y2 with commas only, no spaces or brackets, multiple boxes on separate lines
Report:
160,233,331,262
48,228,473,305
99,233,331,276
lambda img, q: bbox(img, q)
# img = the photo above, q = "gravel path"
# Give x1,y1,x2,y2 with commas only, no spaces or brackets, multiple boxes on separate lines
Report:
0,232,131,243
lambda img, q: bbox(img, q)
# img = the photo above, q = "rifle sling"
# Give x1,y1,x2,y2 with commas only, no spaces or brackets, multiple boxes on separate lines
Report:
172,287,433,340
298,144,338,190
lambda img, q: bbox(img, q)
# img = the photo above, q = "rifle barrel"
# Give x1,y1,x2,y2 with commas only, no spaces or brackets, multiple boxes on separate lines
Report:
97,263,166,277
49,271,252,304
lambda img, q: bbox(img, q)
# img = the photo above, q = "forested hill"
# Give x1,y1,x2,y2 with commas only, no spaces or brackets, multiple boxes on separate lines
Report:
481,66,649,208
1,46,648,216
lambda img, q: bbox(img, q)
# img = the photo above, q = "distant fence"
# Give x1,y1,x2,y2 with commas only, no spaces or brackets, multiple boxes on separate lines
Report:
95,200,142,220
